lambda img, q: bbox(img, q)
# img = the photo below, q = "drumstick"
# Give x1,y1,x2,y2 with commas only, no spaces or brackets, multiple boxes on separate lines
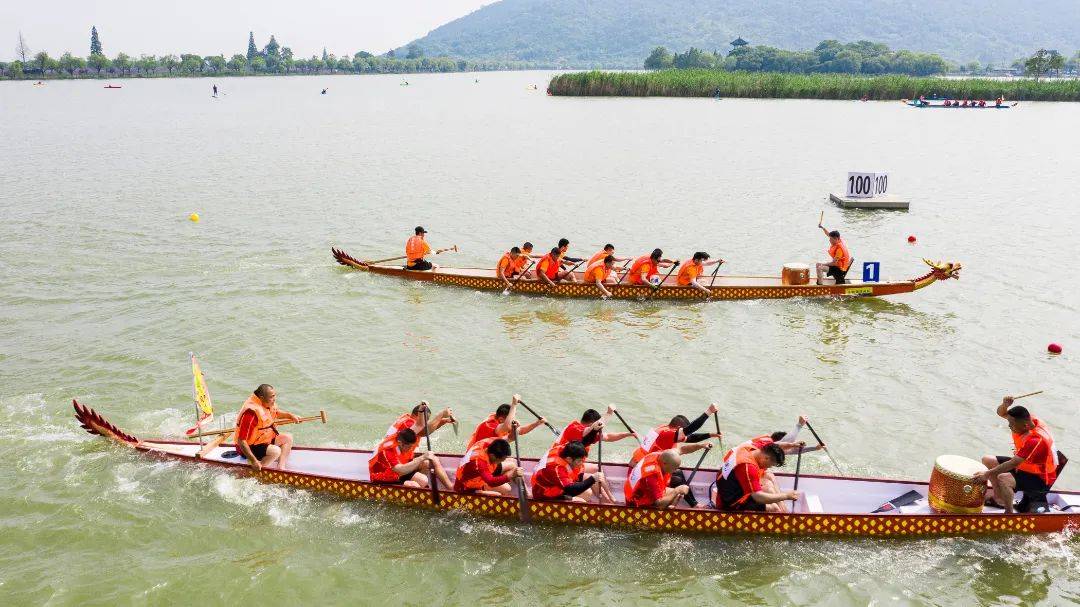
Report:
818,211,824,226
1014,390,1043,400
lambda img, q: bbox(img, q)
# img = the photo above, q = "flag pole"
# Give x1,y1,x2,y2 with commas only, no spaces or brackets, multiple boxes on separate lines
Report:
191,353,204,448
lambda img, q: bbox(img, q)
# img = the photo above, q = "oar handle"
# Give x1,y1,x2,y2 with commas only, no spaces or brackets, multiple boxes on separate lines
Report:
435,245,459,255
518,400,559,436
1014,390,1043,400
186,411,328,440
612,410,640,444
363,254,408,266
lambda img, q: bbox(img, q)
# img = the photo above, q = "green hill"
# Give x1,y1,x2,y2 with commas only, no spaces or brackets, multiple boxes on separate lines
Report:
398,0,1080,67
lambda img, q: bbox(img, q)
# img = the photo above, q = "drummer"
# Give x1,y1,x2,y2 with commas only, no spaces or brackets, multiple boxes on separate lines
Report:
676,252,724,295
974,396,1059,513
815,223,852,285
235,384,301,471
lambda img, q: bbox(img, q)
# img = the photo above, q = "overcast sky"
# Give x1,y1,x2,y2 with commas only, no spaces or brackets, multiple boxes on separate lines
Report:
2,0,491,61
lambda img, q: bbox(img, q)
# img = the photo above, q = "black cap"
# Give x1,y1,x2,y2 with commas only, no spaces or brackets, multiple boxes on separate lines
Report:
415,226,427,235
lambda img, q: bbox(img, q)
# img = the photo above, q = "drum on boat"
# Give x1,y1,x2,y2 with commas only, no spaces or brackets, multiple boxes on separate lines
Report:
782,263,810,286
928,455,986,514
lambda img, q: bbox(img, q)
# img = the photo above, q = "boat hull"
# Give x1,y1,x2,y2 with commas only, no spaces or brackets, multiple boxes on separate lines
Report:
332,248,960,302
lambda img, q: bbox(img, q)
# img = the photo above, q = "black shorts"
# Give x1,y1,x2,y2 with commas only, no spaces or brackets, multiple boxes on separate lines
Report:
407,260,433,271
827,265,849,285
994,456,1051,496
250,443,270,459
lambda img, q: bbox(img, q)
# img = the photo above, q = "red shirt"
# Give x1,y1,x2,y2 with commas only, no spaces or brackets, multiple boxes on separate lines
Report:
628,472,667,507
368,438,417,482
236,409,259,444
453,459,510,492
750,435,774,449
466,415,503,450
531,457,578,499
732,461,763,496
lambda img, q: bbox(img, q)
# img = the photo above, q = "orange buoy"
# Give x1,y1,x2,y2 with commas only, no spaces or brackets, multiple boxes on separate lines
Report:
1048,343,1063,354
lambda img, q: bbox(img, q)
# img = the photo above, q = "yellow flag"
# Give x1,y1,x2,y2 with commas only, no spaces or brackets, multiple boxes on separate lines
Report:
186,353,214,436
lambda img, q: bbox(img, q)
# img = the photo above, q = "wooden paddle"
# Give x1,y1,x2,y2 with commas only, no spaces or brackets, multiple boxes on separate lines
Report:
420,406,440,505
791,447,803,512
363,245,458,266
503,260,536,295
613,258,634,285
518,400,559,436
612,409,642,446
186,411,327,440
707,259,725,289
511,423,530,522
646,261,680,298
1014,390,1043,400
804,420,844,476
713,411,723,454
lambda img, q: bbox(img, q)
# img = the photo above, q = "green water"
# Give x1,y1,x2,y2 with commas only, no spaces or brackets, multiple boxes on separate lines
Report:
1,71,1078,605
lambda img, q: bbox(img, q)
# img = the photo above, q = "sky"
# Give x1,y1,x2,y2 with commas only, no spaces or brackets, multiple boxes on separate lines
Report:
1,0,492,61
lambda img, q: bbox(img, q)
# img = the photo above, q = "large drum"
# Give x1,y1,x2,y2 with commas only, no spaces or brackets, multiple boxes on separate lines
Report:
782,263,810,286
928,455,986,514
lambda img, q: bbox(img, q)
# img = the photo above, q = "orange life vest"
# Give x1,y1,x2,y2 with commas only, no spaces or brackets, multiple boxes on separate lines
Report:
531,456,575,499
717,443,758,507
587,250,610,267
369,436,417,482
583,260,611,283
456,437,498,490
466,414,505,450
237,394,278,446
628,255,658,285
497,252,516,277
676,261,703,286
630,424,677,466
624,451,671,507
1013,418,1058,486
828,239,852,272
511,254,530,273
385,413,417,438
405,235,429,264
537,253,560,279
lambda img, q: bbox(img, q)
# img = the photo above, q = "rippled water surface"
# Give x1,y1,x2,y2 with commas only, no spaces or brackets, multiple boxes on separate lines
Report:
1,72,1079,605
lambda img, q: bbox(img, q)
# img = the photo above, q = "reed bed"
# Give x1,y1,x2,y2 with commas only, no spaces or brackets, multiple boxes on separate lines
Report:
547,70,1080,101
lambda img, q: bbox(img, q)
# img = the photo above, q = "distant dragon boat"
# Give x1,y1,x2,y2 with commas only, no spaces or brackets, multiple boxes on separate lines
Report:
75,402,1080,537
331,248,961,302
903,99,1017,109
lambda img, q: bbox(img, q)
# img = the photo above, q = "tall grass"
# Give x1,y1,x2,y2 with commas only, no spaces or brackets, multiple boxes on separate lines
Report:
547,70,1080,101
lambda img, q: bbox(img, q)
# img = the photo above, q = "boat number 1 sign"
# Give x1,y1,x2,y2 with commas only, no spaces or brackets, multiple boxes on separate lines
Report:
846,172,888,199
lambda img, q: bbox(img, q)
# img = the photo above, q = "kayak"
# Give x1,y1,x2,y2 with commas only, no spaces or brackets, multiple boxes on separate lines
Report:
74,401,1080,537
332,248,962,302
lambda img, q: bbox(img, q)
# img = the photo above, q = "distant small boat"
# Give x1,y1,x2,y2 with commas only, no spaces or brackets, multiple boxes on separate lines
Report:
104,85,122,89
33,81,46,87
902,99,1016,109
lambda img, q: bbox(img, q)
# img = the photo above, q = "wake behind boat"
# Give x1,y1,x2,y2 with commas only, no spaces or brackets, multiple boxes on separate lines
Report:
74,402,1079,537
332,247,961,302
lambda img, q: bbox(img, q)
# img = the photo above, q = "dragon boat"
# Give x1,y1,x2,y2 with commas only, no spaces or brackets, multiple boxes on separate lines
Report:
903,100,1017,109
331,248,961,302
75,402,1079,537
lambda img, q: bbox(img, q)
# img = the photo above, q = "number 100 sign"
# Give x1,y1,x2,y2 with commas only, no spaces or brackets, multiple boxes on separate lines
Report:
846,172,888,199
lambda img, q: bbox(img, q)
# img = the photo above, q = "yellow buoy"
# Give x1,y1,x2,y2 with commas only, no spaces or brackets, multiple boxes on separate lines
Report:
189,213,200,222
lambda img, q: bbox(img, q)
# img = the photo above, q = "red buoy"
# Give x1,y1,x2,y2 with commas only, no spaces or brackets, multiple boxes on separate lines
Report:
907,235,917,243
1048,343,1063,354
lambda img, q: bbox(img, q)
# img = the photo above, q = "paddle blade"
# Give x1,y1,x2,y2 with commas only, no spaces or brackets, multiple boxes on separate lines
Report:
871,490,924,513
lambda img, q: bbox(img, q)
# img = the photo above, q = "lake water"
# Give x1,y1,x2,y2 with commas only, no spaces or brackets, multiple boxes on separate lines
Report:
1,71,1079,606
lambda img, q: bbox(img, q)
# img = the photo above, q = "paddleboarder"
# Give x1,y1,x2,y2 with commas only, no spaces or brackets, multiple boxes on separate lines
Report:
212,84,218,97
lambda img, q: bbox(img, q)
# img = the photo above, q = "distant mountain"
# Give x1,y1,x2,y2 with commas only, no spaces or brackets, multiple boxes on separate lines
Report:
399,0,1080,67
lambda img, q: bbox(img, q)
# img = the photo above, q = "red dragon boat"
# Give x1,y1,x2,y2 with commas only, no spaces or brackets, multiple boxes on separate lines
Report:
331,248,961,302
75,402,1079,537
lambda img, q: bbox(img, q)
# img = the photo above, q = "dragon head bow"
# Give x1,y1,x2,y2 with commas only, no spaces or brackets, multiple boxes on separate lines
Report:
923,259,962,280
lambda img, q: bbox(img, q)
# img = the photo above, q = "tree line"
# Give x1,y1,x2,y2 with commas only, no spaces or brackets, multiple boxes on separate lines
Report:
2,28,535,80
645,40,951,76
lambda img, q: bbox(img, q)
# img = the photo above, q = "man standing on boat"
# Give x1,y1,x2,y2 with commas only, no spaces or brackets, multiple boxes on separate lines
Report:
815,224,852,285
235,384,301,471
974,396,1059,514
713,443,800,512
405,226,434,271
677,252,724,296
465,394,546,449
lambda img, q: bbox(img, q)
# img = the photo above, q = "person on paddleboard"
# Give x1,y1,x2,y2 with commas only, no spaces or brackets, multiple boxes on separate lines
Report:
974,396,1059,514
815,224,852,285
212,84,218,96
235,384,301,470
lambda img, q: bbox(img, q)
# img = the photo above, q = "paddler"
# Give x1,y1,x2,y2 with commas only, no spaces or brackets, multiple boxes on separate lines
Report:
628,249,677,287
369,427,452,489
587,244,629,268
235,384,301,470
974,396,1059,514
556,238,584,266
814,224,853,285
583,255,618,299
624,449,695,509
385,401,456,439
713,443,800,512
405,226,434,271
536,247,578,286
497,247,525,289
532,441,612,503
676,252,724,295
465,394,546,449
454,437,523,496
628,403,721,507
541,406,637,469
